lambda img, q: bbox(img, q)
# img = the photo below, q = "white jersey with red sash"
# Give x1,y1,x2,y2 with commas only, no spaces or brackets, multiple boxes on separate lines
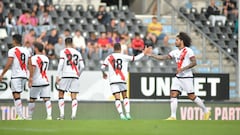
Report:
101,53,144,84
31,54,49,86
8,46,31,79
57,48,84,78
168,47,195,77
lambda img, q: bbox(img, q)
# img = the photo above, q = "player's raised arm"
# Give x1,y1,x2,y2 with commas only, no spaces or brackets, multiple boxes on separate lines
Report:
148,53,171,60
133,47,152,61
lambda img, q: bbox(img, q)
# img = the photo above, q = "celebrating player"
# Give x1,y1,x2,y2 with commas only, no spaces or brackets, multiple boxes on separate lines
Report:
56,37,85,120
101,43,151,120
0,34,32,120
147,32,211,120
27,42,52,120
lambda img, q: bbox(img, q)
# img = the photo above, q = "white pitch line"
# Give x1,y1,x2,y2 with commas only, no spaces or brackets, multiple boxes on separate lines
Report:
0,127,56,132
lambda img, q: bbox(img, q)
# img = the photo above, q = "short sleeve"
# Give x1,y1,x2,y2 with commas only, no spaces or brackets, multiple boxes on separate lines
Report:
8,48,14,58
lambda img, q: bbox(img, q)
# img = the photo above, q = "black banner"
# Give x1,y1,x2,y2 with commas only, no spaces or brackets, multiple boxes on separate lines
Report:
129,73,229,100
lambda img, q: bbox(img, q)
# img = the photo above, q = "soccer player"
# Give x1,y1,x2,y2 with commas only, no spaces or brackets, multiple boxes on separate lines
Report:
56,37,85,120
101,43,150,120
27,42,52,120
0,34,31,120
147,32,211,120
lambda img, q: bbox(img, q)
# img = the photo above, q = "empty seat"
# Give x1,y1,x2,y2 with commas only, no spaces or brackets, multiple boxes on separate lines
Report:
64,4,73,14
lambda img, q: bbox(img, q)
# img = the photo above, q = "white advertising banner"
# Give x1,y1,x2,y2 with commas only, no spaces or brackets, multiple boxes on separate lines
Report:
0,70,114,101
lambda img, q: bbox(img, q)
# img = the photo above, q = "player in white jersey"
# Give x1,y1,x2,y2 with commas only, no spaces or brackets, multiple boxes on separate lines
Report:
0,34,31,120
147,32,211,120
101,43,150,120
56,37,85,120
27,42,52,120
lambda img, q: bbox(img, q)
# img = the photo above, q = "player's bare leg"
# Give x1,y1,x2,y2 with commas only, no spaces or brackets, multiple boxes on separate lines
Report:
57,90,65,120
13,92,24,120
166,90,180,120
122,90,131,120
114,92,126,120
188,93,211,120
70,92,78,120
43,98,52,120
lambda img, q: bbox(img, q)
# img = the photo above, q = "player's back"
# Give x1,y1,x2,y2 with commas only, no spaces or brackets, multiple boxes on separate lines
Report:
31,54,49,86
59,48,83,78
104,53,133,83
8,46,30,78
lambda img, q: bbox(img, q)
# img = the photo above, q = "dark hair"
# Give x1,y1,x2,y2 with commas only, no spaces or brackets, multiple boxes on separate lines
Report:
12,34,22,45
114,43,121,51
33,42,44,52
177,32,192,47
65,37,73,45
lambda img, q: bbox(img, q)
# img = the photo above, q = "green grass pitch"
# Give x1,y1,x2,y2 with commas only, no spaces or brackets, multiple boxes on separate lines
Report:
0,120,239,135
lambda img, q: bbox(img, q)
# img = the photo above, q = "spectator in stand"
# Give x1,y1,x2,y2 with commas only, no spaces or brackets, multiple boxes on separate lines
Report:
59,28,71,45
0,1,4,27
87,32,98,59
116,19,128,37
122,33,133,55
98,32,112,60
36,30,48,47
17,10,31,34
107,18,117,33
131,33,145,56
5,12,17,35
95,5,110,26
73,29,87,58
107,31,120,48
234,20,238,33
47,28,58,45
147,17,169,46
223,0,238,17
29,11,40,36
119,36,128,54
54,37,65,58
32,3,40,16
45,42,55,59
24,41,34,55
39,10,52,33
24,29,36,47
144,32,158,54
206,0,226,26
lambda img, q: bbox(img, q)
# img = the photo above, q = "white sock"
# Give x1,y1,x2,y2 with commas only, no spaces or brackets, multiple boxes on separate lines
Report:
45,100,52,118
194,97,208,113
28,102,35,119
14,99,23,118
71,99,78,118
123,98,130,114
170,98,178,118
115,100,123,115
58,98,65,117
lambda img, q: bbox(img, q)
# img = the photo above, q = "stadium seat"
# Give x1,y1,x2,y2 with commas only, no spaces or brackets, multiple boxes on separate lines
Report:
200,7,207,14
72,11,81,20
75,4,85,16
109,5,118,12
210,26,222,34
218,33,230,41
49,10,58,18
64,4,73,15
179,7,188,16
120,5,129,13
208,33,218,41
54,4,62,12
97,24,106,33
61,11,70,20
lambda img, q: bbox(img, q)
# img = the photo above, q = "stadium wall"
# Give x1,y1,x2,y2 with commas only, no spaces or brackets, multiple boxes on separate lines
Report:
0,101,239,120
0,71,230,101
